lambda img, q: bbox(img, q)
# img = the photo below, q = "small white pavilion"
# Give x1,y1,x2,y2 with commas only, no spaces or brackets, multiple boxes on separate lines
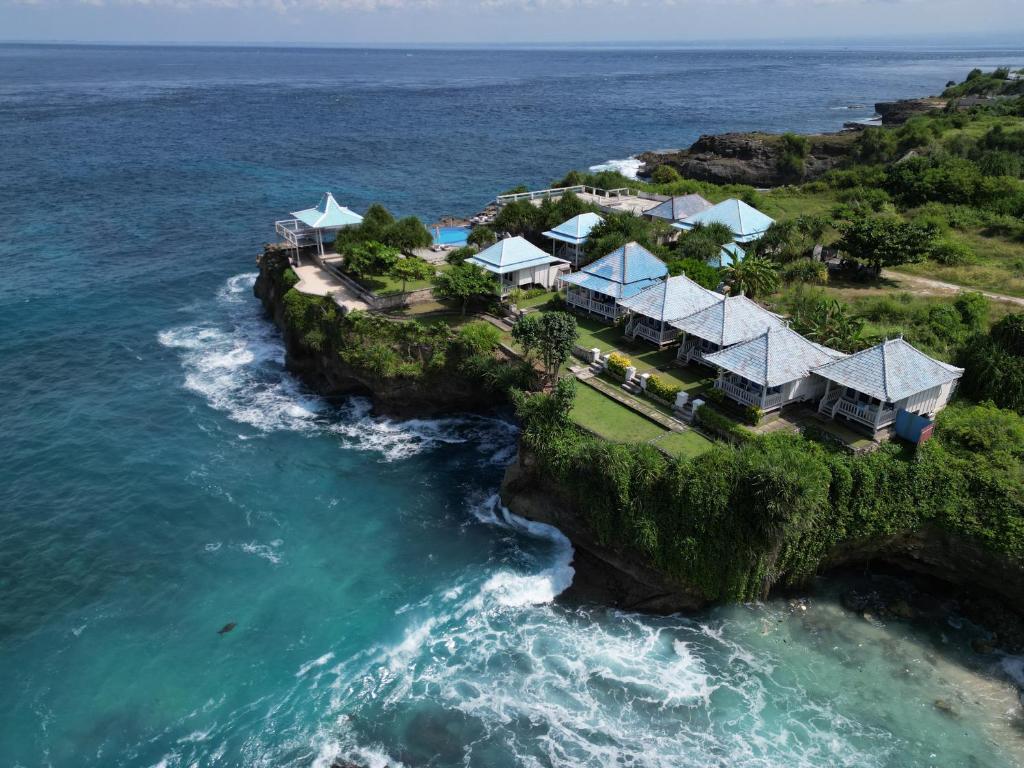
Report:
275,192,364,261
704,326,844,413
465,236,569,296
673,295,786,365
542,212,604,266
618,275,722,346
814,338,963,436
644,194,713,223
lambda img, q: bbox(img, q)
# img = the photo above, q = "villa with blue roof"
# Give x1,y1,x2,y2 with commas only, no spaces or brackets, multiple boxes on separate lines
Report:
672,198,775,244
542,212,604,266
814,338,963,436
619,274,723,346
466,236,569,296
559,242,668,322
275,192,364,261
644,194,713,223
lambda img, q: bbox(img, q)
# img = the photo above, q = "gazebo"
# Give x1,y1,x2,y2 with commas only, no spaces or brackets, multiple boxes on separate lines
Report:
542,212,604,266
672,198,775,244
465,236,569,296
275,192,364,262
618,274,722,346
704,326,844,413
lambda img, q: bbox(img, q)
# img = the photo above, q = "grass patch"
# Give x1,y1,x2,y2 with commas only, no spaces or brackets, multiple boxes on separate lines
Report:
570,384,667,443
890,229,1024,298
650,429,714,458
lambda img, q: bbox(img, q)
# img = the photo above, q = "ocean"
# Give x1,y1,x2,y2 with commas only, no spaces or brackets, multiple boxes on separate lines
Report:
1,42,1023,767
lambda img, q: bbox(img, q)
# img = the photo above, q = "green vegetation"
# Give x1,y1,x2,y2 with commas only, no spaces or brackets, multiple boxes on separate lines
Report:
959,313,1024,413
432,263,499,315
335,203,433,255
569,384,667,443
511,311,578,386
515,388,1024,603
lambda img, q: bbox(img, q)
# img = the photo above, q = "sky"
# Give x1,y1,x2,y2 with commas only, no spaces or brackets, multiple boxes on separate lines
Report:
0,0,1022,45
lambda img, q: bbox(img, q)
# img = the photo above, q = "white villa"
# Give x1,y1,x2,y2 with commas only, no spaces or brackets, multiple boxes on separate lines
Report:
672,198,775,244
618,275,722,346
542,212,604,266
814,338,964,436
275,192,364,261
673,295,786,365
466,236,569,296
560,242,668,322
644,194,713,223
704,326,845,413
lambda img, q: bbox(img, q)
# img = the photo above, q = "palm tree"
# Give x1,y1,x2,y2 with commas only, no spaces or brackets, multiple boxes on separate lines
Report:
723,256,780,299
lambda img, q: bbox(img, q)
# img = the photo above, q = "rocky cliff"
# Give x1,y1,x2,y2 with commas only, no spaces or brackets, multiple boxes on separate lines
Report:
874,97,948,125
254,248,508,419
638,130,858,187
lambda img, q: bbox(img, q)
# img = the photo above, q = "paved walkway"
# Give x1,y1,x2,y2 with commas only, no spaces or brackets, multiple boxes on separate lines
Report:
883,270,1024,308
293,264,369,312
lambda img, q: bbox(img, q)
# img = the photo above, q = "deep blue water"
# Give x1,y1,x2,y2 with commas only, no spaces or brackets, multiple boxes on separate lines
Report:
2,43,1024,768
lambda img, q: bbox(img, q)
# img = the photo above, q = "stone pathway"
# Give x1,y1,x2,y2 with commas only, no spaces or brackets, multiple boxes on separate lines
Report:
293,264,369,312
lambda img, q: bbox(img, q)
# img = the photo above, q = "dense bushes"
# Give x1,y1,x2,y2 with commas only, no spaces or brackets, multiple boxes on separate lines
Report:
605,352,631,379
514,388,1024,603
645,374,681,403
959,313,1024,413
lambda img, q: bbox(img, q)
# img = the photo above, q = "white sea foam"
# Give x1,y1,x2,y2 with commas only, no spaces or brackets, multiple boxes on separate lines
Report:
239,540,281,564
159,273,519,462
296,652,336,678
589,157,642,179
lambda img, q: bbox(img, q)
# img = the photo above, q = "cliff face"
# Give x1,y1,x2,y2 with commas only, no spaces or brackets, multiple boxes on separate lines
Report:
253,249,507,419
503,448,1024,623
874,97,948,125
638,131,857,187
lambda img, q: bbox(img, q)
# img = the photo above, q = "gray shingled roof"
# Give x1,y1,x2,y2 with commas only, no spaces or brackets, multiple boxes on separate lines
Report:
646,194,713,222
704,326,845,387
811,338,964,402
617,274,722,322
669,295,785,347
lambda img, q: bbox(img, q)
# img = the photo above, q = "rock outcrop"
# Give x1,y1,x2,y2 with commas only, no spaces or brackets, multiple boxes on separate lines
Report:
254,248,507,419
638,131,858,187
873,97,948,125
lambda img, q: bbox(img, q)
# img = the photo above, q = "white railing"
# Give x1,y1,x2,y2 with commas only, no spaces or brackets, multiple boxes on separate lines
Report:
832,398,896,428
678,338,712,364
716,380,784,410
566,292,619,319
818,387,842,414
496,185,636,206
627,319,677,345
275,219,318,248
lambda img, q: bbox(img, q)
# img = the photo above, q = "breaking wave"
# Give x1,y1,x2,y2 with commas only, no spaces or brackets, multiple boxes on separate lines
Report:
589,156,642,179
158,273,517,462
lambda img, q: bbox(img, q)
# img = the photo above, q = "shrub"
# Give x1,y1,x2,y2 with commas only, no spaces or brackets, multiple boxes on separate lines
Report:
458,321,502,355
930,238,976,265
646,374,682,403
695,404,752,444
781,259,828,285
744,406,764,426
605,352,631,379
467,226,497,249
958,313,1024,413
445,246,478,265
651,165,682,184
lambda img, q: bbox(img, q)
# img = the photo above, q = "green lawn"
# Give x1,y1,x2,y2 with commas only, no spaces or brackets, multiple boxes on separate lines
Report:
356,262,449,297
890,229,1024,298
651,429,715,459
570,385,667,443
516,290,559,309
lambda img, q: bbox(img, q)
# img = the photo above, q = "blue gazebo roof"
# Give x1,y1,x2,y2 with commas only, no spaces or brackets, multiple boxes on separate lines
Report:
291,193,364,230
672,199,775,243
558,241,668,300
542,212,604,245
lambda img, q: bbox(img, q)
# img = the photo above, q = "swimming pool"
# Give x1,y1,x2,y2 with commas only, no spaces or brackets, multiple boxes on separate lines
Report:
432,226,470,246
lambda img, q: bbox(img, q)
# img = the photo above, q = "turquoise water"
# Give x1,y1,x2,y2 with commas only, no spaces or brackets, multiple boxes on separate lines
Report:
433,226,470,246
2,43,1024,767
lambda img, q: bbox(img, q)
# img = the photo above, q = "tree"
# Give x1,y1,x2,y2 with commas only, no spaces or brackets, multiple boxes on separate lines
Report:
959,313,1024,414
667,257,720,289
511,311,578,386
585,213,668,260
432,263,497,315
457,321,502,355
385,216,432,252
344,241,400,279
651,165,682,184
467,226,497,249
835,214,938,275
492,200,544,237
389,257,435,293
722,256,779,299
445,246,478,265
